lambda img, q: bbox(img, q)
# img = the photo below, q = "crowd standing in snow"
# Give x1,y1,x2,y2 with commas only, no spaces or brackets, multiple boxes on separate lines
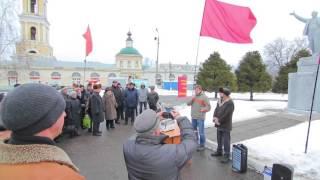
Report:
0,81,235,179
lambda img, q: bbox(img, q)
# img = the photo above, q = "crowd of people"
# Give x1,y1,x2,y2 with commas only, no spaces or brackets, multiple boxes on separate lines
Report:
58,80,160,137
0,82,234,179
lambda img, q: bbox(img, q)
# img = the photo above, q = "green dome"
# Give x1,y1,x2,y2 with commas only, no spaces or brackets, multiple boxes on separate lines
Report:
117,47,141,56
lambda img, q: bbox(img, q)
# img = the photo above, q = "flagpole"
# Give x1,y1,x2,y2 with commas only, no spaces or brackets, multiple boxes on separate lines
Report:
193,0,207,88
83,57,87,85
193,36,201,84
305,55,320,154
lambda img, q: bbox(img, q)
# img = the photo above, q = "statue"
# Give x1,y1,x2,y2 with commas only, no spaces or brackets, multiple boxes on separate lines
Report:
290,11,320,55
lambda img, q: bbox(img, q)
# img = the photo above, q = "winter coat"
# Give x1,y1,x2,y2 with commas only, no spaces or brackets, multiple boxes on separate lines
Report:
138,88,148,102
123,116,197,180
68,98,81,128
80,90,90,106
103,92,117,120
213,98,234,131
124,88,138,108
112,86,123,107
187,92,211,120
0,141,84,180
147,91,159,107
90,92,105,123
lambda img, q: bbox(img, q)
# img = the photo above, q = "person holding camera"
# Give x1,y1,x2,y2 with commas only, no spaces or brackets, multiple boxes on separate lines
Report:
187,85,211,151
211,87,235,163
123,109,197,180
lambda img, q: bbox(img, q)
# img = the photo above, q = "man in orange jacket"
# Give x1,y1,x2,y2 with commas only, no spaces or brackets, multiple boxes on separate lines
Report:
0,83,84,180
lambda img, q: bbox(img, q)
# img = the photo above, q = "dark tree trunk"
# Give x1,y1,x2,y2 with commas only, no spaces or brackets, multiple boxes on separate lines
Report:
215,91,218,99
250,86,253,101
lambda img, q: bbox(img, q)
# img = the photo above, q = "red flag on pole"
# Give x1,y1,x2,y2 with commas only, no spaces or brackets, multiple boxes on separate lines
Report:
83,25,93,56
200,0,257,43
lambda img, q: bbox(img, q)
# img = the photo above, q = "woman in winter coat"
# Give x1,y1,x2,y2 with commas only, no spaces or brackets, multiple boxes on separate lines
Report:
103,87,118,129
67,91,82,137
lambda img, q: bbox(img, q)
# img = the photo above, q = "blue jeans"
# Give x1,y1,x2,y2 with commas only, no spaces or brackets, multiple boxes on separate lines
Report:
192,119,205,146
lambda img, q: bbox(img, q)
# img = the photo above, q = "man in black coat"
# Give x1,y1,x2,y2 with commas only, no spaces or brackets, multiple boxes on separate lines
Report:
211,87,235,163
111,80,124,124
90,84,104,136
124,83,138,125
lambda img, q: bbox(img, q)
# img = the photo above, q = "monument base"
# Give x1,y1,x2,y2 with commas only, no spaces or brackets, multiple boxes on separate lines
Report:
288,55,320,113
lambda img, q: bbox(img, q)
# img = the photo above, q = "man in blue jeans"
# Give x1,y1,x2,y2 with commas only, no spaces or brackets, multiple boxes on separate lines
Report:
187,85,211,151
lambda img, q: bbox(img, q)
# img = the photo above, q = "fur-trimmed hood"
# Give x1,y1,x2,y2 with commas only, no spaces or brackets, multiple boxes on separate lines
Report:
0,141,79,172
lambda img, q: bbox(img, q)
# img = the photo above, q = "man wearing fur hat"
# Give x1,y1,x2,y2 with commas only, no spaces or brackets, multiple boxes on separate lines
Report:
123,109,197,180
0,83,84,179
211,87,235,163
90,83,104,136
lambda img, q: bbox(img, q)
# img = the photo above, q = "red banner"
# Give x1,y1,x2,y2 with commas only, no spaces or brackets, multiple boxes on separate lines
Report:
178,75,187,97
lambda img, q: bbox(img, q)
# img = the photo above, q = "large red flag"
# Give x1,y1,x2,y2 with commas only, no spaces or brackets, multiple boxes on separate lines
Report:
200,0,257,43
83,25,93,56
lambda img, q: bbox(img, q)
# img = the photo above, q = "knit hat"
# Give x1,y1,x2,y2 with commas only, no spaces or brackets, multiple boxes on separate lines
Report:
0,83,66,136
134,109,160,134
218,87,231,96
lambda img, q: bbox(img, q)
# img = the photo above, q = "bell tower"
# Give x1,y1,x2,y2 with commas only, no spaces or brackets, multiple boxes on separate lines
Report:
16,0,53,57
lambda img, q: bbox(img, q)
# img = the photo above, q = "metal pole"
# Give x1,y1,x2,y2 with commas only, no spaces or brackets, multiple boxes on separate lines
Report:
193,0,206,88
83,57,87,85
194,36,201,84
155,28,159,85
305,55,320,154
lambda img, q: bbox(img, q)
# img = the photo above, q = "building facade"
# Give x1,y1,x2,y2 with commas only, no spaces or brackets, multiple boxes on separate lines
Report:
0,0,197,90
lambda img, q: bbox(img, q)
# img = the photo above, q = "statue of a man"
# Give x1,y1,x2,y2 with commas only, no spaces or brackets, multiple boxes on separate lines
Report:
291,11,320,55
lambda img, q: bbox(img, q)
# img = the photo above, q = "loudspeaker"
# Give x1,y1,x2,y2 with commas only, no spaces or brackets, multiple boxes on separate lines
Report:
232,144,247,173
271,164,294,180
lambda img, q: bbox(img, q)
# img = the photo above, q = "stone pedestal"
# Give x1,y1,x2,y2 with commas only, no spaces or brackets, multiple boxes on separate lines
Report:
288,55,320,113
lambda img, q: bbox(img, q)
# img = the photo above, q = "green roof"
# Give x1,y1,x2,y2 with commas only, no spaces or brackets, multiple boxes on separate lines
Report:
117,47,142,56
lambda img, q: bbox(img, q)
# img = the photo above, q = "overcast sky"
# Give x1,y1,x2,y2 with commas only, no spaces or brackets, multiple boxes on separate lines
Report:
47,0,320,67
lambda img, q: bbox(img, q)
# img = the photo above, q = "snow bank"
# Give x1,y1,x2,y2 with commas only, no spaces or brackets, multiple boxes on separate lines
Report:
156,88,288,101
242,120,320,180
174,100,287,128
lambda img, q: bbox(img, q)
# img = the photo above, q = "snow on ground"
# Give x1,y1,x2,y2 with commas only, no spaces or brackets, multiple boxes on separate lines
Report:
156,88,288,101
241,120,320,180
174,100,287,128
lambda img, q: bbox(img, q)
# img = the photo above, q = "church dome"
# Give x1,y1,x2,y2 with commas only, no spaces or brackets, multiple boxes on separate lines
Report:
117,47,141,56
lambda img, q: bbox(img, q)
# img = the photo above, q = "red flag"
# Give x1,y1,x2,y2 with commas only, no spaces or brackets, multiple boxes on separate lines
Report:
200,0,257,43
83,25,93,56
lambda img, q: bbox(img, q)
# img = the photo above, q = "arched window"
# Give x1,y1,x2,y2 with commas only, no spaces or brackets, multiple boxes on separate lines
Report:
51,72,61,80
31,27,36,40
72,72,81,85
8,71,18,86
108,73,116,78
29,71,40,80
28,50,37,54
30,0,37,13
90,72,100,81
169,73,175,81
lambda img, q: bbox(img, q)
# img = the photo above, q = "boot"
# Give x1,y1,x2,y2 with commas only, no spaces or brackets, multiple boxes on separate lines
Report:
196,145,205,152
211,151,223,157
106,122,110,130
110,121,115,129
220,155,230,163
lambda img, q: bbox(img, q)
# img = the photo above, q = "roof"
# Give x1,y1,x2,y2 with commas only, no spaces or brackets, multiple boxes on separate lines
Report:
2,57,115,69
117,47,142,56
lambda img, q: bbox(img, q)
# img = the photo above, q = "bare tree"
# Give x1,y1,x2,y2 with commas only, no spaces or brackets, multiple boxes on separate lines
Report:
263,37,308,76
0,0,20,61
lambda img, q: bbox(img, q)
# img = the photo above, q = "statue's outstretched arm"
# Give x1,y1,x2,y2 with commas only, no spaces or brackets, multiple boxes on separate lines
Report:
290,12,308,23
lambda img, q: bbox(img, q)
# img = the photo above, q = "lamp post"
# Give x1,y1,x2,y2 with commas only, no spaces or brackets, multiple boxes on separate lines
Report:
154,28,160,85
